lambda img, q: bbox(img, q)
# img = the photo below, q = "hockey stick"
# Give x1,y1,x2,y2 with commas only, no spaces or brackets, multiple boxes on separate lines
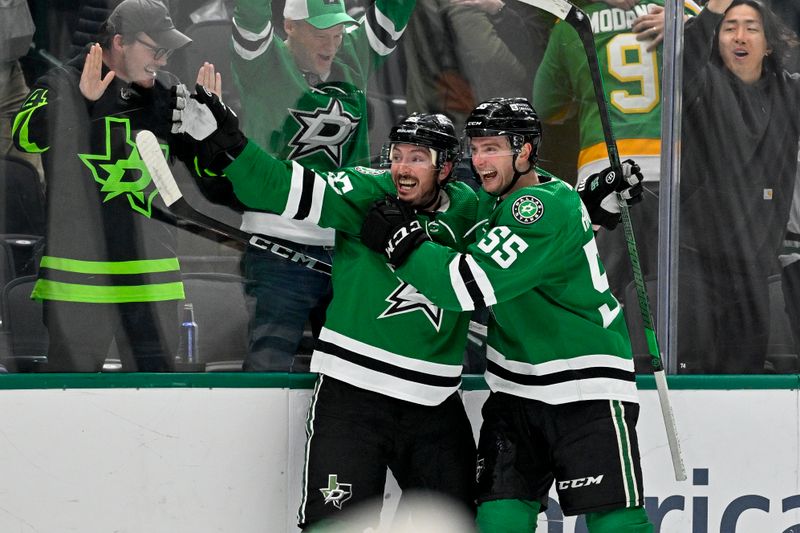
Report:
135,130,332,277
515,0,687,481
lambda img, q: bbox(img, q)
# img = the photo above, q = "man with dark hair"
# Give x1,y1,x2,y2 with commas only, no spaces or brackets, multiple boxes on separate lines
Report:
678,0,800,373
12,0,216,372
360,97,652,532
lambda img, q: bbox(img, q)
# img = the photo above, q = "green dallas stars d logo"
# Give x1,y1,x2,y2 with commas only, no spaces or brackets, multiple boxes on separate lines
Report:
78,117,168,218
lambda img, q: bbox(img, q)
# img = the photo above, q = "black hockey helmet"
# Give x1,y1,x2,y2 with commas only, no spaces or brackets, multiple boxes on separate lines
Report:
464,97,542,163
382,113,461,169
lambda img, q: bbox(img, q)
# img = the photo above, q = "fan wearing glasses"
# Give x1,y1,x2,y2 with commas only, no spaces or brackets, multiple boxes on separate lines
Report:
10,0,224,373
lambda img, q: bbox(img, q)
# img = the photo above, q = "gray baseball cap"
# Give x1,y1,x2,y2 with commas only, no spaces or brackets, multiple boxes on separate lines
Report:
106,0,191,50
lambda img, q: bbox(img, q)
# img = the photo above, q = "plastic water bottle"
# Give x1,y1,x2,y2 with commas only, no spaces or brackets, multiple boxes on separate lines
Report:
177,302,199,364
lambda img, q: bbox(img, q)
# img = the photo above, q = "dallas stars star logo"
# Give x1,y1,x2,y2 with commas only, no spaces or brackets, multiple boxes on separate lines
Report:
287,97,360,166
379,282,444,332
78,117,167,218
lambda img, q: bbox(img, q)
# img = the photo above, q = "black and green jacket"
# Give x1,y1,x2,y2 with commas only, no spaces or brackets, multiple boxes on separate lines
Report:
12,52,188,303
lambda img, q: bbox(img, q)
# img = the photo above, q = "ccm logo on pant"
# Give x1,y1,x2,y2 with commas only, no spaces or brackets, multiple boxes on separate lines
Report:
558,475,604,490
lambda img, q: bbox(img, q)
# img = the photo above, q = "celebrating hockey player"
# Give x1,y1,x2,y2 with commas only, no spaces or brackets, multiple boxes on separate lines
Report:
171,84,479,529
167,86,642,530
360,97,653,533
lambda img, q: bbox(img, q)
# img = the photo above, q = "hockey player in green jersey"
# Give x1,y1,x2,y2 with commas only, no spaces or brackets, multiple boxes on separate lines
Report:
229,0,416,372
361,97,652,532
533,0,700,301
170,87,479,529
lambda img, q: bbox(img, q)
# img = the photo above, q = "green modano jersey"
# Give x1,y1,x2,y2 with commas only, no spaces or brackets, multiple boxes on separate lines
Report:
231,0,415,170
533,0,700,175
225,141,479,405
396,172,638,405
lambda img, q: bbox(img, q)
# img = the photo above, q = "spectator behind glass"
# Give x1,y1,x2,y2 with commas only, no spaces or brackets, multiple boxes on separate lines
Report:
534,0,700,310
0,0,43,180
11,0,219,372
678,0,800,373
224,0,415,372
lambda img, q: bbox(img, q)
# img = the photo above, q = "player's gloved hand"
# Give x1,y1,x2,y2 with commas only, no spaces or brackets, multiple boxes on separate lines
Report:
170,83,246,174
576,159,643,230
361,195,430,268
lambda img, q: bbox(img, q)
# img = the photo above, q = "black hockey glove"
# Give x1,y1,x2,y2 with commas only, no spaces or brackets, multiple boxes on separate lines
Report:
576,159,644,230
361,195,430,268
170,83,247,174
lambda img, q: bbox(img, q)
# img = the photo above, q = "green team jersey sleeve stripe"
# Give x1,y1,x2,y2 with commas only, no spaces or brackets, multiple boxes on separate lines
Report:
224,140,385,234
231,17,272,61
450,253,497,311
363,3,409,57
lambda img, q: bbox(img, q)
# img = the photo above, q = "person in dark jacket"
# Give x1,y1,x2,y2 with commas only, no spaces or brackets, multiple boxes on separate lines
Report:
678,0,800,373
12,0,216,372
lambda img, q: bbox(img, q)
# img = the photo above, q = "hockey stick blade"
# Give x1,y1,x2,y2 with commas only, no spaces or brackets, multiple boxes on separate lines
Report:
135,130,332,276
512,1,687,481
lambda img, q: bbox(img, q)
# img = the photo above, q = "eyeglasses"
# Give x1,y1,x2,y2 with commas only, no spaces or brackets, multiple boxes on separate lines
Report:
135,38,173,60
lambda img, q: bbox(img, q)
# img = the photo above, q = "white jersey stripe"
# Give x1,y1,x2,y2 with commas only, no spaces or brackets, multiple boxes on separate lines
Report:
231,19,273,61
464,254,497,306
310,350,460,406
487,347,635,375
364,23,395,57
373,7,405,41
281,162,306,218
318,328,463,377
485,372,639,405
449,255,475,311
307,172,326,226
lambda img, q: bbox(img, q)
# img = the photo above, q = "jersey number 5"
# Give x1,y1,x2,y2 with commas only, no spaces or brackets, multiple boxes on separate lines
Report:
583,239,621,328
477,226,529,269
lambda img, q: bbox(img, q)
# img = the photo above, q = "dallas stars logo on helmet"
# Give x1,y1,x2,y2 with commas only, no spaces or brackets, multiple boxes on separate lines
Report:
512,195,544,224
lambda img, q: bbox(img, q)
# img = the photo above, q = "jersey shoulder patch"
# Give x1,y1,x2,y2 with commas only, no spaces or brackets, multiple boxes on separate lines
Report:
511,195,545,225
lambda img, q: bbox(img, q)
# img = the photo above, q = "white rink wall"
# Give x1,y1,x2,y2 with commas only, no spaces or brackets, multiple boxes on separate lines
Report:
0,383,797,533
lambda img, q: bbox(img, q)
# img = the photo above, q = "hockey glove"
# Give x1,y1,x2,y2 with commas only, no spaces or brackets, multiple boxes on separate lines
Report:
577,159,644,230
361,195,431,268
170,83,247,174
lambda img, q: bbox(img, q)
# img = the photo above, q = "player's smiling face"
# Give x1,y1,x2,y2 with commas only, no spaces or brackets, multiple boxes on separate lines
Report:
469,136,517,196
390,143,444,207
718,4,769,84
285,20,344,79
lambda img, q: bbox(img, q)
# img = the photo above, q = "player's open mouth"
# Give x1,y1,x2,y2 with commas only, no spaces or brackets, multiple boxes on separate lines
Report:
733,49,748,58
144,67,158,77
481,171,498,181
397,177,417,191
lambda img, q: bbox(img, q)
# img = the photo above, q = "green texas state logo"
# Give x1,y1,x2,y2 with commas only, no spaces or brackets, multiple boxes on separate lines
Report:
78,117,166,218
512,195,544,224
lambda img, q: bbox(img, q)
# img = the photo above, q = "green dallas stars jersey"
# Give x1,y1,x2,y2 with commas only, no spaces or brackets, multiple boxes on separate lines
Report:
231,0,415,170
533,0,700,180
395,171,638,405
225,141,479,405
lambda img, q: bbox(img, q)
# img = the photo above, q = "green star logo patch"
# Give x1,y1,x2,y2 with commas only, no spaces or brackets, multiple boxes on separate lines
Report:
512,195,544,224
78,117,168,217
